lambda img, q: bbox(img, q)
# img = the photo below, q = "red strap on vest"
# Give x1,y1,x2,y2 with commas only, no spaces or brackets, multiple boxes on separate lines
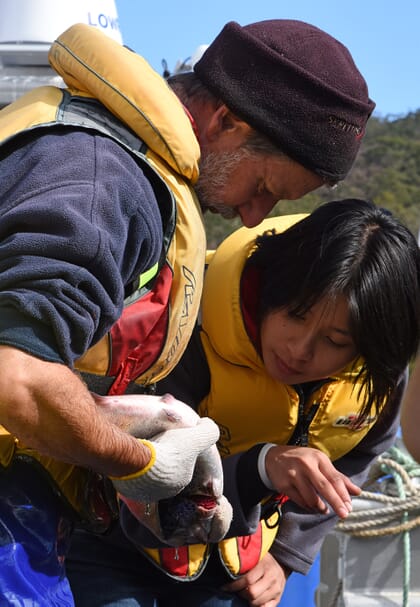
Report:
108,264,173,395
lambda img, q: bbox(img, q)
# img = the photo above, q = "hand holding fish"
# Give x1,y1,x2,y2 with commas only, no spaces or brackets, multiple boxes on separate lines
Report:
93,392,233,545
111,416,220,503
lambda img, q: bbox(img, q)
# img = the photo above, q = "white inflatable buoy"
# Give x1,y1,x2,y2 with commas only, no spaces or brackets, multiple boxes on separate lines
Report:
0,0,122,105
0,0,122,66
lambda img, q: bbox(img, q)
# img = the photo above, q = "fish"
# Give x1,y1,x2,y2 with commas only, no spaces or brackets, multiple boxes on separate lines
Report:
92,392,232,547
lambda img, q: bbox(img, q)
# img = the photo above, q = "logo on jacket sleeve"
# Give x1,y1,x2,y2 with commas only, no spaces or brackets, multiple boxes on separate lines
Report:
333,413,377,431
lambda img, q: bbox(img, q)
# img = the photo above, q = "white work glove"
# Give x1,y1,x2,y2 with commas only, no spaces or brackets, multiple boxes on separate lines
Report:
111,417,220,503
207,495,234,542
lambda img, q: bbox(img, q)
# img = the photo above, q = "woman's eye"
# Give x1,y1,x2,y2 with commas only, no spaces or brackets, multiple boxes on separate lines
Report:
288,311,306,321
326,337,351,348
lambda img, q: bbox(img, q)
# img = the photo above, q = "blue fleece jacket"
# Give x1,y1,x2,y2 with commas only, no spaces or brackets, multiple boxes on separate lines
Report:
0,128,163,365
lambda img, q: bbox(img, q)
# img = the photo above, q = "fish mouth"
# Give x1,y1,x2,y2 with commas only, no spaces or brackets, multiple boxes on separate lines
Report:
188,494,218,511
159,494,219,545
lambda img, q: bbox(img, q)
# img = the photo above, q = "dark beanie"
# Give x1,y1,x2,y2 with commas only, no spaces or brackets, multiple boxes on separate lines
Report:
194,20,375,181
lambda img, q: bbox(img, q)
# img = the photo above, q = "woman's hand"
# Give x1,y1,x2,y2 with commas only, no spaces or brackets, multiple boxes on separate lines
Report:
222,553,287,607
265,445,360,518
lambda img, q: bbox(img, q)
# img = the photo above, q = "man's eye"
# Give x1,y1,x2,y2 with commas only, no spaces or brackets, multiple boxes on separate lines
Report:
257,181,268,195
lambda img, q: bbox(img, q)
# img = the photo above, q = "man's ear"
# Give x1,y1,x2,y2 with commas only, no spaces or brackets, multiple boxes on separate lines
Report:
205,104,252,144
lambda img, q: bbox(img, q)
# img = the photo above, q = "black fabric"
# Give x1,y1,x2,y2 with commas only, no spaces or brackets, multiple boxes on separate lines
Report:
236,443,270,512
156,325,211,408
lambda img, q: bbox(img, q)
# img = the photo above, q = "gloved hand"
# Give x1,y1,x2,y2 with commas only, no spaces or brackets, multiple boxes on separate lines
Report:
111,417,220,503
207,495,233,542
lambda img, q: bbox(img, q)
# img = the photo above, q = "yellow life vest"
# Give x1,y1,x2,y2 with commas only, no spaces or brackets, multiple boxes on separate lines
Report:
0,24,205,528
199,216,381,460
140,511,281,581
141,215,385,580
139,496,286,581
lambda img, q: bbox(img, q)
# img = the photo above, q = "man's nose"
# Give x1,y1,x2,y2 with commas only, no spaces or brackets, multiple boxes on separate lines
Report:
240,195,278,228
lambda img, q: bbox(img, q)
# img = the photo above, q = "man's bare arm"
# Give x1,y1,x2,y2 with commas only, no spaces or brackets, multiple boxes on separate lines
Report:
0,345,149,476
0,345,220,502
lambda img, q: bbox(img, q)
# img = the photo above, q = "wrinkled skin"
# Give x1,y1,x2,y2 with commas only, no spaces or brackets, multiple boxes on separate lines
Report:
92,393,232,546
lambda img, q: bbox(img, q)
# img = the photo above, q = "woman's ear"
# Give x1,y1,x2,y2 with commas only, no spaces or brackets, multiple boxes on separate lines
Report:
205,104,252,145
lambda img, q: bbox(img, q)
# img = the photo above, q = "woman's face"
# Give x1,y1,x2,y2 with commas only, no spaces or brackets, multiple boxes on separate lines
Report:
260,294,358,385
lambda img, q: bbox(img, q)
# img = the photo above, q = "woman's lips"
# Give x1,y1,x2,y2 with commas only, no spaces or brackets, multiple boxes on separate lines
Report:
275,355,301,376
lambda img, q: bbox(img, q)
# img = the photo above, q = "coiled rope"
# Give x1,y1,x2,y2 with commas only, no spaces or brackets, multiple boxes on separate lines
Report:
330,445,420,607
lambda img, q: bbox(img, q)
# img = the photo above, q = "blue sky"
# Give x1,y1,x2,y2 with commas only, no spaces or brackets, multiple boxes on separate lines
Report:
115,0,419,120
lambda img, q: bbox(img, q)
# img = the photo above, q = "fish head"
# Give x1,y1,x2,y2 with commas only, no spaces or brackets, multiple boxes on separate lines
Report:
158,493,233,546
120,492,232,547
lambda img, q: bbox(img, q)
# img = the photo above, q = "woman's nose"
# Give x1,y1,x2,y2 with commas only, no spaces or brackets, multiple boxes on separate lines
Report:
289,335,314,362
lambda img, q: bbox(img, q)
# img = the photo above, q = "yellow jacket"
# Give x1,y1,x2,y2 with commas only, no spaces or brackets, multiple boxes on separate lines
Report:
199,216,379,460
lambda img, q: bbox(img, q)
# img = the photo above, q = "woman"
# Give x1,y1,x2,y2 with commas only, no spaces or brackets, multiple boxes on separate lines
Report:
400,357,420,461
68,199,420,607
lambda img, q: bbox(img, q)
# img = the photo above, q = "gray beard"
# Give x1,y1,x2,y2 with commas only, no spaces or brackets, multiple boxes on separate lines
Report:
195,149,250,219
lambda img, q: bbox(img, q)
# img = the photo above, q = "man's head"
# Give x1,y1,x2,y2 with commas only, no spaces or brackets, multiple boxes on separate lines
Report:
169,19,374,227
193,130,324,227
194,20,375,183
169,73,320,227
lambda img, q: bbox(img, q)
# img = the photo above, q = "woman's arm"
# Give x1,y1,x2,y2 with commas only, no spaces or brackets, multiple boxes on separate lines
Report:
270,381,402,574
400,358,420,461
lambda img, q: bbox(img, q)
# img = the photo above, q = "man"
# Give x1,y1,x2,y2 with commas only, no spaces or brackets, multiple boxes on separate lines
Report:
0,17,373,605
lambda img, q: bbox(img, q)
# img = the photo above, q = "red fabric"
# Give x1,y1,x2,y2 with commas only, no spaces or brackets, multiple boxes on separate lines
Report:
182,104,200,140
108,264,172,394
160,546,190,577
236,524,263,574
240,265,261,348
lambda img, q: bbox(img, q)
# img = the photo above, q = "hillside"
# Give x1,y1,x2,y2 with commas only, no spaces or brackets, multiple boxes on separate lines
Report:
204,110,420,248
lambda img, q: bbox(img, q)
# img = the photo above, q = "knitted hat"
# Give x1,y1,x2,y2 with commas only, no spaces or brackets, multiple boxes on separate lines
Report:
194,20,375,181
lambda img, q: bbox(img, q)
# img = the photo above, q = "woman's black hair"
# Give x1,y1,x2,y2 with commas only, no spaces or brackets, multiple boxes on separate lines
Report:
247,198,420,418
